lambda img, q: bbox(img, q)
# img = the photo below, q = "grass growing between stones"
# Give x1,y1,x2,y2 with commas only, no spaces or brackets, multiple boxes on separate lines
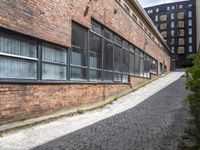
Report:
113,96,120,101
77,109,85,114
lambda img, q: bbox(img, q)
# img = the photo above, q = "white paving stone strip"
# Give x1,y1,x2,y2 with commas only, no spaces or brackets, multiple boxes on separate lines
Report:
0,71,185,150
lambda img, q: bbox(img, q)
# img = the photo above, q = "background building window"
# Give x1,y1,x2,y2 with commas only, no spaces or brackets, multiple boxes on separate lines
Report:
160,23,167,30
178,38,185,45
155,15,158,22
160,15,167,22
171,13,175,20
171,21,175,28
0,33,37,79
177,12,184,19
171,30,175,37
171,47,175,53
179,4,183,9
188,20,192,26
161,31,167,38
171,38,175,45
188,28,192,35
189,37,192,44
188,11,192,18
188,46,193,52
177,21,185,28
188,4,192,8
178,29,185,37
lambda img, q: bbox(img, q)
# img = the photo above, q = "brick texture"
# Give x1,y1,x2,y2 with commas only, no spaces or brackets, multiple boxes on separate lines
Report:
0,0,170,124
0,83,130,125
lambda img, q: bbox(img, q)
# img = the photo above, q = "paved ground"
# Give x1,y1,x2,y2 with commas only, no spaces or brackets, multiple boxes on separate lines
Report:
32,77,189,150
0,71,188,150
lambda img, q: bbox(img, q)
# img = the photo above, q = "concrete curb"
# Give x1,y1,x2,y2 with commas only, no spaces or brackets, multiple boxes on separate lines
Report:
0,74,164,135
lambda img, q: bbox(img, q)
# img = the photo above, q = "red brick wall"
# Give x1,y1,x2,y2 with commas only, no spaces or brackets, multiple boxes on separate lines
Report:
0,0,170,73
0,83,130,125
0,0,170,124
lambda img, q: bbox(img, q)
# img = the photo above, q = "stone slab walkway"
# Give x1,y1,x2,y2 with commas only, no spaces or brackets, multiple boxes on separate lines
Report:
0,71,187,150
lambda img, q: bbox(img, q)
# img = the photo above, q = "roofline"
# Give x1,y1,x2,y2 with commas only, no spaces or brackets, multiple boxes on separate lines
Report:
131,0,170,52
144,0,190,9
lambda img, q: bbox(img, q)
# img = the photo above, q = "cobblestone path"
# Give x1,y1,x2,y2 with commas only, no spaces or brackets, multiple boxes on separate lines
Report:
32,77,189,150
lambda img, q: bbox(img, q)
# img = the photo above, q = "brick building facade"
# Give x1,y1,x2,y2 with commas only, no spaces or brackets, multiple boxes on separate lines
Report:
0,0,171,125
145,0,197,67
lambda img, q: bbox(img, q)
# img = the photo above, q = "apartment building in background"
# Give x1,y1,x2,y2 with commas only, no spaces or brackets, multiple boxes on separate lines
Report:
145,0,197,67
0,0,170,124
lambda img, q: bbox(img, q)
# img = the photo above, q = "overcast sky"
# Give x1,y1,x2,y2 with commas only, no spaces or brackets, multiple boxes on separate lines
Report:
138,0,189,8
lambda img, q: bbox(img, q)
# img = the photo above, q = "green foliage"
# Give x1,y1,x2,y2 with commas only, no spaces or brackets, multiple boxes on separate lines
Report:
77,109,85,114
113,96,120,101
185,52,200,149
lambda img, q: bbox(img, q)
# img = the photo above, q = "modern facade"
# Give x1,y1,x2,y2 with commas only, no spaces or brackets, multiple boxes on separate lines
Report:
197,0,200,52
0,0,170,124
145,0,197,67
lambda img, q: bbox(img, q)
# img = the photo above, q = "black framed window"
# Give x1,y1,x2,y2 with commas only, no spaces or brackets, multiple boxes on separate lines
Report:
114,45,123,73
103,40,113,71
0,33,37,79
129,46,135,75
134,48,140,75
139,51,144,77
42,43,67,80
89,32,102,81
103,39,113,81
123,50,129,74
71,22,88,80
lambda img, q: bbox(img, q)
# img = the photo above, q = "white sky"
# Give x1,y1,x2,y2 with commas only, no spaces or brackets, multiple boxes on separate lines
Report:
138,0,189,8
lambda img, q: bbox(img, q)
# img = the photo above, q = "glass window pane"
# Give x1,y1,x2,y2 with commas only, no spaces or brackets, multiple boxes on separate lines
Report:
114,73,122,82
114,45,123,72
0,33,37,58
72,23,87,49
103,71,113,81
71,47,87,66
115,36,122,46
42,43,67,64
123,41,129,50
90,70,101,81
0,56,37,79
91,21,103,35
140,57,144,77
129,52,135,74
123,50,129,73
90,33,102,53
42,63,67,80
104,29,113,41
103,40,113,70
89,33,102,69
135,54,140,75
90,53,101,69
122,75,129,83
71,67,87,80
